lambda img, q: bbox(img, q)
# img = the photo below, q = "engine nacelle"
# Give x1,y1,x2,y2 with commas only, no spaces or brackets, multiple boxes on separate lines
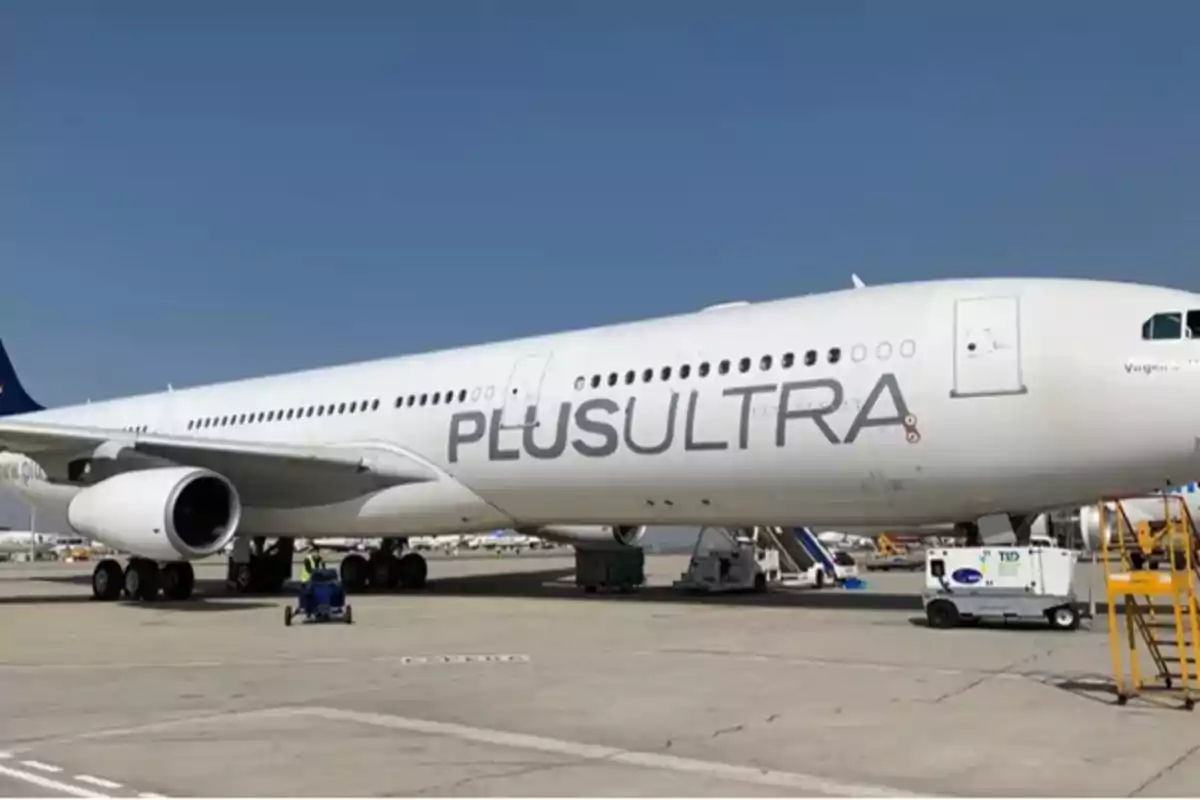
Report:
521,524,647,549
67,466,242,561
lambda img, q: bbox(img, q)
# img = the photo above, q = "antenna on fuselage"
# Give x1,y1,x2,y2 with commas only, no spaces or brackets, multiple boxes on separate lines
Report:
851,273,866,289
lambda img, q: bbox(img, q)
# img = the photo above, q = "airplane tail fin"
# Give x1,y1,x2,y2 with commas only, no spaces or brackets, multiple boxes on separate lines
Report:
0,340,45,417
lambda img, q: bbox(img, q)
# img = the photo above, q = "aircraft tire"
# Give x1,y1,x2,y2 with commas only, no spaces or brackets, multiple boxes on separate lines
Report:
92,559,123,601
124,559,161,601
162,562,195,601
398,552,427,589
340,554,368,593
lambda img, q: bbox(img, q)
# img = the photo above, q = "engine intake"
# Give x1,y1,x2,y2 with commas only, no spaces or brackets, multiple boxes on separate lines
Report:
68,466,241,561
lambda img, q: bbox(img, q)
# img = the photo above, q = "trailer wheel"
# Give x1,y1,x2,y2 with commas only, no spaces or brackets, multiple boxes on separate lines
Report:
925,599,959,629
1048,605,1080,631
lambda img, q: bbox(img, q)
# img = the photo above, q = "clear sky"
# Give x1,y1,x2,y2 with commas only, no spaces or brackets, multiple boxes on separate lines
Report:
2,1,1200,524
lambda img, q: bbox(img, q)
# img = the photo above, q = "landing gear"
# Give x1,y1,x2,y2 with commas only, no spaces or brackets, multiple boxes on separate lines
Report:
339,538,427,593
91,559,123,601
226,537,293,594
161,562,196,601
90,558,195,602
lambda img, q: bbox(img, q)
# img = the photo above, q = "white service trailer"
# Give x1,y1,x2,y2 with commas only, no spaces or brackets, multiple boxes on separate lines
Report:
922,546,1083,630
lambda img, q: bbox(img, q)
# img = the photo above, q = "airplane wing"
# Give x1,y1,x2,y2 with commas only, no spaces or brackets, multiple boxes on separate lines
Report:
0,420,438,508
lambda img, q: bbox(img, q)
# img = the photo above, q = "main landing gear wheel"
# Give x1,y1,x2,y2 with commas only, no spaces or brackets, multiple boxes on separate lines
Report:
91,559,124,601
161,562,196,601
340,554,368,593
124,559,161,601
397,552,427,589
370,555,399,590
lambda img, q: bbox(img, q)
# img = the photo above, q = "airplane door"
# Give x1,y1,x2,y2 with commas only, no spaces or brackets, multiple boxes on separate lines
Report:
499,353,553,428
950,295,1028,399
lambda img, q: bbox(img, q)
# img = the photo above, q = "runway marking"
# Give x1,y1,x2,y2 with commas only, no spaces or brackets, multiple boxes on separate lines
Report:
22,759,63,773
138,793,167,798
280,706,927,798
75,775,123,789
0,762,112,798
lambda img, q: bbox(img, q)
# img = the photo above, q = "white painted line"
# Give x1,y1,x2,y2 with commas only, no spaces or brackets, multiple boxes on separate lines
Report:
138,793,167,798
22,759,63,773
0,763,111,798
287,706,927,798
75,775,123,789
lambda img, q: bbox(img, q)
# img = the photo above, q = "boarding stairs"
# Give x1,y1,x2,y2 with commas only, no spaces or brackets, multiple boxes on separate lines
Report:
1101,494,1200,710
750,526,814,587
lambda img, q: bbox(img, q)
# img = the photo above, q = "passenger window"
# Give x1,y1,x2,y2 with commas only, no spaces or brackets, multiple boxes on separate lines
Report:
607,372,618,387
738,357,750,373
804,350,817,366
680,364,691,379
574,377,585,391
661,366,672,381
428,395,437,406
417,396,426,407
760,355,772,371
718,359,730,375
457,390,467,402
339,402,348,413
698,362,710,377
1142,312,1183,340
625,370,635,385
642,368,653,383
828,347,842,364
782,352,794,368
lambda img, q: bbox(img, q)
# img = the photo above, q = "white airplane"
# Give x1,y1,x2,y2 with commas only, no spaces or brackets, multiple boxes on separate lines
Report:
0,276,1198,603
0,529,62,557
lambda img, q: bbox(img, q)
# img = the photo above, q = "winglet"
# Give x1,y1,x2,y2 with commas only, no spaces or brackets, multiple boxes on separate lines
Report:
0,340,46,417
851,273,866,289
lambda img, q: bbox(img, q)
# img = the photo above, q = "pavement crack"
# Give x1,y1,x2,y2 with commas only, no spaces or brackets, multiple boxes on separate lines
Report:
1128,742,1200,797
711,724,744,739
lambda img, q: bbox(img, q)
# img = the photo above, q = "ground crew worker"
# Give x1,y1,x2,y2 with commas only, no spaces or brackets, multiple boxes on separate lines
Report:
300,548,325,583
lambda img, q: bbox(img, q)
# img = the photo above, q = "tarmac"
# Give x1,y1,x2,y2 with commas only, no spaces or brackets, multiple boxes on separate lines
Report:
2,552,1200,797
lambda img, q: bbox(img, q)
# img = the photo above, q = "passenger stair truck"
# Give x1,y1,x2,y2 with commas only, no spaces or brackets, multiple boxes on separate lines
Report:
1100,493,1200,710
922,544,1083,631
791,527,858,585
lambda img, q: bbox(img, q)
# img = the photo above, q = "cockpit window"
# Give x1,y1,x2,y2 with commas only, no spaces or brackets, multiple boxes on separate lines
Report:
1188,310,1200,339
1142,312,1183,340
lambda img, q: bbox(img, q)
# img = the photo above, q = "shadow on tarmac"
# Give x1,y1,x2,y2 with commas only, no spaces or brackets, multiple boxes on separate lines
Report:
14,564,1126,619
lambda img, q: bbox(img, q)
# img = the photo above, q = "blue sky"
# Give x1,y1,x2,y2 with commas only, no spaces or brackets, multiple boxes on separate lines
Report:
3,1,1200,523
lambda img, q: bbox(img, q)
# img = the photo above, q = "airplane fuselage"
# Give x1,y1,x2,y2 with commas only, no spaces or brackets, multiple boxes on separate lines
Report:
4,277,1200,539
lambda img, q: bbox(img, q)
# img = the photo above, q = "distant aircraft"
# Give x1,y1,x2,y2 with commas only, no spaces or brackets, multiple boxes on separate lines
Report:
0,277,1199,603
0,529,64,557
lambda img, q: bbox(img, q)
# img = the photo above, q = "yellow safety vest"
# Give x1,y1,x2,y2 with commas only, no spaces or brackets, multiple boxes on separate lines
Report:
301,554,321,582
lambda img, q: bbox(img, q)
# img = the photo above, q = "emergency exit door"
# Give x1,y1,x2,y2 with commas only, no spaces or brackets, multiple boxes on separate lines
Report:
950,295,1027,399
499,353,553,428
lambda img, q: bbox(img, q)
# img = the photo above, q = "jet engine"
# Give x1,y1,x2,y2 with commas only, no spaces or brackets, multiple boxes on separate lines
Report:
520,524,647,549
1078,496,1192,552
67,466,242,561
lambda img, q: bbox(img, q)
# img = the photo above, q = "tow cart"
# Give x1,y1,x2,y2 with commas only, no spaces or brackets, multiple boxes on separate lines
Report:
922,545,1083,631
285,567,353,626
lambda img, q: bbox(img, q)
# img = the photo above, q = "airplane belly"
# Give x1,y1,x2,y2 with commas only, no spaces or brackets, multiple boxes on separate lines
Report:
238,474,515,536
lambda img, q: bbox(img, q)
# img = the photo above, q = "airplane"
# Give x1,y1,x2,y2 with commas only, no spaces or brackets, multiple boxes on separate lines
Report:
0,529,62,558
0,275,1199,604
